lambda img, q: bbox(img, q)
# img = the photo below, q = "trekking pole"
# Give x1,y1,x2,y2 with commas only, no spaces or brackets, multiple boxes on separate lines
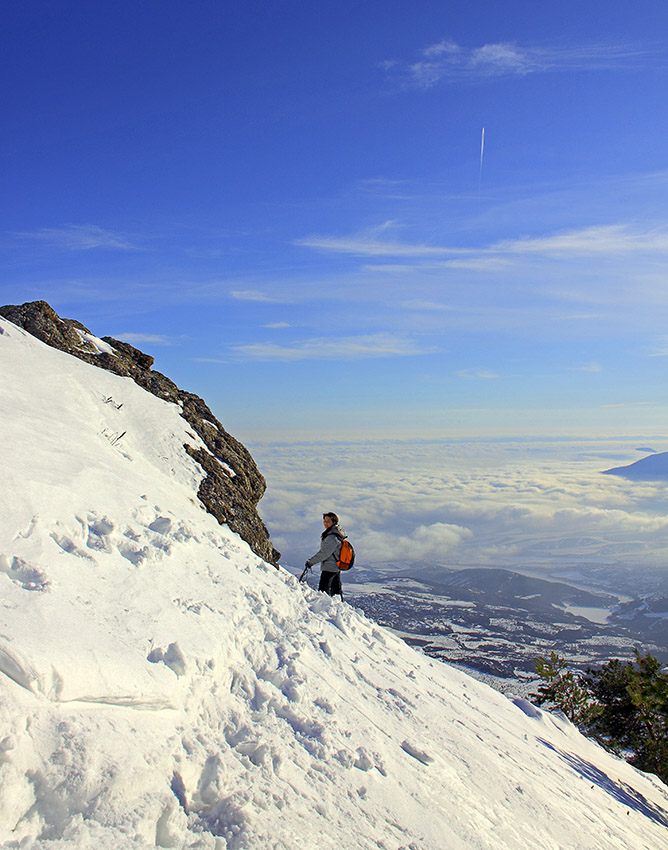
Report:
299,564,311,582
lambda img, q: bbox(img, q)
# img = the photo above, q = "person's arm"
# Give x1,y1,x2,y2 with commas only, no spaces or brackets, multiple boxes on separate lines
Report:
306,534,339,567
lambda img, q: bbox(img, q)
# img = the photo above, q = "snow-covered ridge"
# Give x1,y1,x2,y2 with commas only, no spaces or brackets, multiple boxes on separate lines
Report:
0,300,276,564
1,317,667,849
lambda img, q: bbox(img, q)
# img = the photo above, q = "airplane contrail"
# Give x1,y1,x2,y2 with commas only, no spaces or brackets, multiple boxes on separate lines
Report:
478,126,485,193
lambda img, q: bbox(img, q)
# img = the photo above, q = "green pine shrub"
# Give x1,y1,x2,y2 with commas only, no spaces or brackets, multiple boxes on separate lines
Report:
531,649,668,784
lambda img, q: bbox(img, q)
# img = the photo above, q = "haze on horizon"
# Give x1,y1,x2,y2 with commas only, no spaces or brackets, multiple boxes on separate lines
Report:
251,436,668,585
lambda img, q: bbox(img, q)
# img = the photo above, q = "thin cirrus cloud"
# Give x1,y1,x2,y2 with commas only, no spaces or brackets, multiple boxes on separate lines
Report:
386,39,651,89
457,370,499,380
230,333,432,362
297,223,668,264
229,289,295,303
114,333,176,346
293,218,455,259
599,401,654,408
293,233,465,258
363,258,511,273
571,363,602,373
650,337,668,356
16,224,138,251
493,224,668,256
401,300,458,312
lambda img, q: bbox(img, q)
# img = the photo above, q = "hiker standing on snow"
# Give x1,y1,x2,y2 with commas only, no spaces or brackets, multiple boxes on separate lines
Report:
304,511,347,598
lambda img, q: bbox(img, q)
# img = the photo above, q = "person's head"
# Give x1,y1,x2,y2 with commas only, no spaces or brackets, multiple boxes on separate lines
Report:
323,511,338,529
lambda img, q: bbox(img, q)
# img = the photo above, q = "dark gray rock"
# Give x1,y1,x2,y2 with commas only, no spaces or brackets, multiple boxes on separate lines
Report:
0,300,279,564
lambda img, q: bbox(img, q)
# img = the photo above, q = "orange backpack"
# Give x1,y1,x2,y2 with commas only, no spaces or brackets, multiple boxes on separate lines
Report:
337,538,355,570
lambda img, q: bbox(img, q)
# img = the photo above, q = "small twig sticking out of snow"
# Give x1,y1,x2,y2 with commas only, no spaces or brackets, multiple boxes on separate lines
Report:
102,396,123,409
100,428,127,446
111,431,126,446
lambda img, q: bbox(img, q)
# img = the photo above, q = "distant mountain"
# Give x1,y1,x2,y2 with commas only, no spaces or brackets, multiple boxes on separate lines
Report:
346,565,654,684
609,596,668,645
395,565,617,610
602,451,668,481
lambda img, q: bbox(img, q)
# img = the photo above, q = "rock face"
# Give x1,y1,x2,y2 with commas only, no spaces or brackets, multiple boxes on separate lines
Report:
0,300,279,564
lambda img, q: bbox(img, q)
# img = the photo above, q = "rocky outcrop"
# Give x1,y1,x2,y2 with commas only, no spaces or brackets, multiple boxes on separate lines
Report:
0,300,279,564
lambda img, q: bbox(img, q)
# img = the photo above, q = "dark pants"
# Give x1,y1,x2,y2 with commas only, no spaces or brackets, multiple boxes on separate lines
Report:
319,570,342,598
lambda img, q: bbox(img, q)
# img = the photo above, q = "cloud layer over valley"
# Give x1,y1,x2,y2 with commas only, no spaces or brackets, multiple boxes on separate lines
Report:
251,438,668,586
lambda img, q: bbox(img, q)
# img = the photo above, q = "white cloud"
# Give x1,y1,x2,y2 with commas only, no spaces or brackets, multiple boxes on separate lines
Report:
362,522,472,562
263,322,292,329
571,363,601,373
17,225,137,251
364,257,512,274
230,333,432,362
650,336,668,356
401,300,458,312
295,220,464,258
294,234,462,258
393,40,650,89
250,438,668,572
457,370,499,380
494,225,668,257
297,223,668,276
114,333,175,346
441,257,512,272
552,313,604,322
599,401,654,408
229,289,292,303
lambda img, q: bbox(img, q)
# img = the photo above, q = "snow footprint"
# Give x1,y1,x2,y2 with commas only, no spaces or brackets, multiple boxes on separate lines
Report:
120,512,178,561
117,527,151,565
50,532,93,560
148,516,172,534
147,642,186,676
0,554,49,591
85,514,114,552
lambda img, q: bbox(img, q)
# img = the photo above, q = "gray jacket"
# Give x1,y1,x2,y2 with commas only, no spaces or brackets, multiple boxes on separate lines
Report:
306,525,347,573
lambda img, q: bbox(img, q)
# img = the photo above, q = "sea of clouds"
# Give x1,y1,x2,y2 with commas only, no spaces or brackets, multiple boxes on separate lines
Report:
249,438,668,584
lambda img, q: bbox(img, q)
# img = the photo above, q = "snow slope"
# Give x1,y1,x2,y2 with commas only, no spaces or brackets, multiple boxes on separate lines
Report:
1,317,667,850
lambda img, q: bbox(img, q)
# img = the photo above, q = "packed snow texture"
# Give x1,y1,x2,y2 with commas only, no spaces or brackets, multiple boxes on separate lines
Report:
1,317,667,849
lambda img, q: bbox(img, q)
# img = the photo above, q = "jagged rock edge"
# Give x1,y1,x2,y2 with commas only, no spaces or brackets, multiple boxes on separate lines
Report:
0,300,279,564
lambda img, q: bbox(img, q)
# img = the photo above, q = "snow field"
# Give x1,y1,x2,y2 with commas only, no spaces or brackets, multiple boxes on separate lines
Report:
1,317,668,849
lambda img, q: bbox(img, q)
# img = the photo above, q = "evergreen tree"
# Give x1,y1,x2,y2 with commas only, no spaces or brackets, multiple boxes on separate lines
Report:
585,650,668,781
532,649,668,784
532,651,594,726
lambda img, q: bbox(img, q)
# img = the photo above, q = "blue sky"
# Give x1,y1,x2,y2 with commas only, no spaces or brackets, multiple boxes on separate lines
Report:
3,0,668,439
